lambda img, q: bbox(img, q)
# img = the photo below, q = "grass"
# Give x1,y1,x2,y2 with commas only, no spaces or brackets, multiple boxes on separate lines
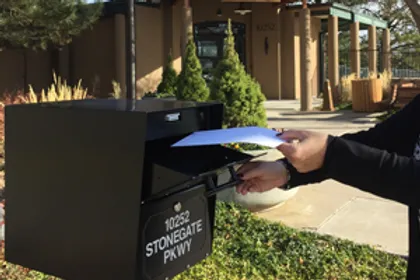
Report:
1,202,407,280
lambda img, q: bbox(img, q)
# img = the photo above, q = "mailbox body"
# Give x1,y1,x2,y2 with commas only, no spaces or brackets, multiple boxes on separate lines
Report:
4,99,252,280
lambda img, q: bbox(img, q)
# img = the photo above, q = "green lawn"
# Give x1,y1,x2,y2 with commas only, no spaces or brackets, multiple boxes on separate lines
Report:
1,202,407,280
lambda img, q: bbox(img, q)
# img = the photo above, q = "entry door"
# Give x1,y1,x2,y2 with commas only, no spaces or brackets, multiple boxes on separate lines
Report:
194,22,246,83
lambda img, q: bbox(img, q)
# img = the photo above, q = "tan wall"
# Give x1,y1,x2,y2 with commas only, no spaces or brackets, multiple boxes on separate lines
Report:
26,50,53,92
0,51,25,94
136,6,164,96
281,11,300,99
251,4,281,99
71,17,115,98
171,0,183,73
0,50,52,94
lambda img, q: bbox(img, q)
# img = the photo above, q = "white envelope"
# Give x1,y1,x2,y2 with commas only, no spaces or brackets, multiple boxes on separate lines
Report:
172,126,285,148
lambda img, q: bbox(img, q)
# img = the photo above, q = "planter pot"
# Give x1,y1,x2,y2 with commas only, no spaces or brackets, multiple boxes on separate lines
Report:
216,149,299,212
352,79,383,112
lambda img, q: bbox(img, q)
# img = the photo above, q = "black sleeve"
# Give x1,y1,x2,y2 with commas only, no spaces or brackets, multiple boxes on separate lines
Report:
322,136,420,207
281,95,420,189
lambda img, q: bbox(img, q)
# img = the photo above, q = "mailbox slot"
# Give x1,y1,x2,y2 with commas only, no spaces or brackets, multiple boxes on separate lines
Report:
142,137,255,199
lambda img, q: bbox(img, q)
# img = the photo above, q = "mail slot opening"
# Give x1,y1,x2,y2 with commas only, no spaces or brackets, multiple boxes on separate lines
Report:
142,136,253,198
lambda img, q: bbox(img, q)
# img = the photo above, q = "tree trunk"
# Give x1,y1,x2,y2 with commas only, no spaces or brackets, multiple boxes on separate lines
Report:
404,0,420,32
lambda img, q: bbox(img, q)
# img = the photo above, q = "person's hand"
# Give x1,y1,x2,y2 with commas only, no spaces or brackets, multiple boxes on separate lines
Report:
235,161,288,195
277,130,329,173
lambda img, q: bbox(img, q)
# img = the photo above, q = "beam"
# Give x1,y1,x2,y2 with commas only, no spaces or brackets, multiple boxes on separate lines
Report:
368,25,377,74
350,21,360,78
382,28,391,73
328,15,339,103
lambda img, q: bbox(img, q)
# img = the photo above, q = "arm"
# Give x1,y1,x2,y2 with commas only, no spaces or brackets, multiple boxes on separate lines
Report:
281,95,420,188
322,136,420,207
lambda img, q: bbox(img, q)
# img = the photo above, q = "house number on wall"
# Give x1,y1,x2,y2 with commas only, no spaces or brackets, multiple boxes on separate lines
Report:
256,23,276,31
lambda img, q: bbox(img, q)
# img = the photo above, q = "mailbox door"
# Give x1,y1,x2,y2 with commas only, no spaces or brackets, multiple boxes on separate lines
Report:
138,182,214,280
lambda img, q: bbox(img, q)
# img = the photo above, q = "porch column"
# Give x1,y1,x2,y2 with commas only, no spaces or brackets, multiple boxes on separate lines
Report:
368,25,377,74
115,13,126,95
300,7,312,111
382,28,391,73
350,21,360,78
328,15,339,101
181,0,193,61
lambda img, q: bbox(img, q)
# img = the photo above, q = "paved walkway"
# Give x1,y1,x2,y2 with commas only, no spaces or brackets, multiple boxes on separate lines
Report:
255,99,408,257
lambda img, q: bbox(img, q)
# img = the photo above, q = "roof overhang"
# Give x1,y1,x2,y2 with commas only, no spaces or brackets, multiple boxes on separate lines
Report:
286,2,388,30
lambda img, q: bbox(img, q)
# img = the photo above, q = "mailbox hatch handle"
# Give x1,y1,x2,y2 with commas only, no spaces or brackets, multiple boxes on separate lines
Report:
206,165,243,197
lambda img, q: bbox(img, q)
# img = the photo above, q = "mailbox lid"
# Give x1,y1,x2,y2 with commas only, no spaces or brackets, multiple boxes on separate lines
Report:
143,144,257,199
37,99,224,141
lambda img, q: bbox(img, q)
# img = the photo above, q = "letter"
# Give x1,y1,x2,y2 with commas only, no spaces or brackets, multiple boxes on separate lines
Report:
170,247,177,261
186,223,192,238
174,228,180,244
164,249,170,264
190,221,196,235
185,238,192,253
196,219,203,233
166,232,173,247
176,240,187,257
179,227,186,241
159,236,166,251
153,239,159,254
145,242,154,257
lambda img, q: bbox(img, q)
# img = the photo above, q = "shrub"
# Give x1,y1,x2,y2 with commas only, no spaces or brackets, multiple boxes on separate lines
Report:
176,33,209,102
110,80,122,99
339,73,356,102
157,50,178,96
0,73,91,151
210,19,267,129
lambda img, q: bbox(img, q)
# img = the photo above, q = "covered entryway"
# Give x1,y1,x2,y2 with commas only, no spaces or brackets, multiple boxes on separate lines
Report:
194,21,246,82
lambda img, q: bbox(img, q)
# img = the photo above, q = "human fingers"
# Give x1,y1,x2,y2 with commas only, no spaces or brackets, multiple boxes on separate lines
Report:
236,161,261,178
277,142,298,159
277,130,307,142
236,180,255,195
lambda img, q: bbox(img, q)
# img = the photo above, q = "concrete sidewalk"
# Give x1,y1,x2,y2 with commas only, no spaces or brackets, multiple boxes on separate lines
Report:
255,100,408,257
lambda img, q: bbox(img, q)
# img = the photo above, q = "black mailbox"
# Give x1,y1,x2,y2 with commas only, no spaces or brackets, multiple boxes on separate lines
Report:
4,99,259,280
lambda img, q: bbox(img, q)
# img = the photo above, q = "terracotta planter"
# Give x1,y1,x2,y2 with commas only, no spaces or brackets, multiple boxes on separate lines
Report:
216,149,299,212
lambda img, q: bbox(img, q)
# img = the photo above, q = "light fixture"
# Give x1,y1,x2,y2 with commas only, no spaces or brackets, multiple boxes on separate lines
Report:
234,3,252,16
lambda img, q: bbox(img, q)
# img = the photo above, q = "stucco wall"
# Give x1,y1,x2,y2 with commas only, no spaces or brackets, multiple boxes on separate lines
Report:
71,17,115,98
0,50,52,94
251,4,281,100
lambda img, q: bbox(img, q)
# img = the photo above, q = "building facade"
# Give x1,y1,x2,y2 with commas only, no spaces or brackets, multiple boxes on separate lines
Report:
0,0,389,103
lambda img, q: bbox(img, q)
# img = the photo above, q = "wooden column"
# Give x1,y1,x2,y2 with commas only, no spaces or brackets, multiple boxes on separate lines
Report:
350,21,360,78
382,28,391,73
300,7,312,111
368,25,377,74
328,15,339,102
181,0,193,62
